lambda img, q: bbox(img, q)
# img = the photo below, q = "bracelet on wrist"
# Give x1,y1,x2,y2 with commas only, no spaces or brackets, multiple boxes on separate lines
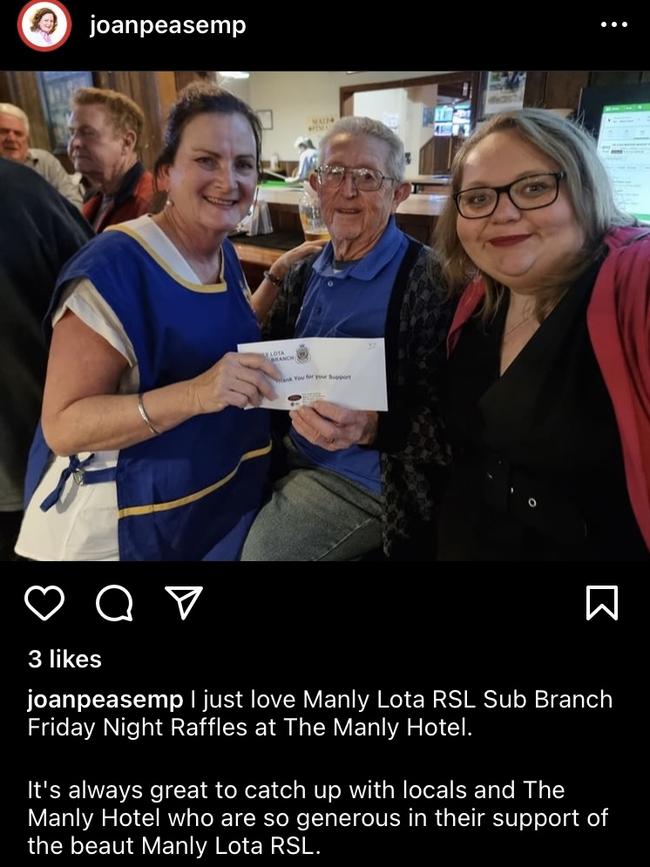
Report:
263,270,283,289
137,393,160,436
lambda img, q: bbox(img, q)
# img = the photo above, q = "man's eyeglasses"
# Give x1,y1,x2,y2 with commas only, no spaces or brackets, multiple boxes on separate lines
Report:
454,171,566,219
316,164,397,192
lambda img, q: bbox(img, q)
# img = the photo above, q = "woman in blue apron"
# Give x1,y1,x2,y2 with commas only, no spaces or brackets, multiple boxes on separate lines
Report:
16,83,319,561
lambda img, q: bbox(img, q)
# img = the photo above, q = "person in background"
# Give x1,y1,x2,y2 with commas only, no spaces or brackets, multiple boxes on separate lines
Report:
242,116,453,561
0,159,92,560
0,103,83,209
435,108,649,560
30,7,57,45
16,83,318,562
286,135,319,182
68,87,155,232
503,71,524,91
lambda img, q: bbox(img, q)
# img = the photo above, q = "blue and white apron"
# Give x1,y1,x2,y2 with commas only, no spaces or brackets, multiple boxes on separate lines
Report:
24,227,270,560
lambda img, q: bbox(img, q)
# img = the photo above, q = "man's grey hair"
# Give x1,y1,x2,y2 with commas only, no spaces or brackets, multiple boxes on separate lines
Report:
0,103,29,135
318,116,406,182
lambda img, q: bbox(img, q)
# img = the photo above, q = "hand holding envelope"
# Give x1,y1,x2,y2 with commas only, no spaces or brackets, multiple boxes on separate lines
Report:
290,399,379,451
237,337,388,412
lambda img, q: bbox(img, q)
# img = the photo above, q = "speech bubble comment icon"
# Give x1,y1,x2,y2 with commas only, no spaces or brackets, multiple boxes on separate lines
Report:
96,585,134,622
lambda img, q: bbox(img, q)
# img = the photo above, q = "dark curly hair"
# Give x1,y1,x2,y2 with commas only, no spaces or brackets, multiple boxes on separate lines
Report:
155,83,262,181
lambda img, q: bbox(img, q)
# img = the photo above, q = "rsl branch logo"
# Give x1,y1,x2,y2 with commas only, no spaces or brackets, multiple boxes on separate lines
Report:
17,1,72,51
295,344,310,364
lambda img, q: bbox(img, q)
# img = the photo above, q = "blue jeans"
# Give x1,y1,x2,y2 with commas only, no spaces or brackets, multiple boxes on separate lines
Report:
241,437,383,561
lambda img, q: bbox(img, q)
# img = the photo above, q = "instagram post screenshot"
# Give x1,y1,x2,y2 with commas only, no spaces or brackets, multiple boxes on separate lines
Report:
1,5,648,567
3,0,649,861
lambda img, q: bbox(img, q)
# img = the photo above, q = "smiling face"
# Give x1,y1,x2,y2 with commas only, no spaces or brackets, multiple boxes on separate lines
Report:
39,12,55,32
456,129,585,292
311,132,410,259
159,111,258,239
0,112,29,162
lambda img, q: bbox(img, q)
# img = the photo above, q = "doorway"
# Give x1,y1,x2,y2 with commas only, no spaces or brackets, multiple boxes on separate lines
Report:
341,71,479,175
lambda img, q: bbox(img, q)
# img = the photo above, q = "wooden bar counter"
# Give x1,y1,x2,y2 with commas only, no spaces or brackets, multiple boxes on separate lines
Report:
233,185,449,284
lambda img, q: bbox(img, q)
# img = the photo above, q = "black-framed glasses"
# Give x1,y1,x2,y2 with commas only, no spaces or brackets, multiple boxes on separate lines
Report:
454,171,566,219
316,164,397,192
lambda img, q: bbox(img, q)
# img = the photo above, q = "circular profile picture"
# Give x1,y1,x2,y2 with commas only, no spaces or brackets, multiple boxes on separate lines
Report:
17,1,72,52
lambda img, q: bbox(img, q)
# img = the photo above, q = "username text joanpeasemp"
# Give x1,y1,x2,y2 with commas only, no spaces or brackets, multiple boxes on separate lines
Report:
89,15,246,39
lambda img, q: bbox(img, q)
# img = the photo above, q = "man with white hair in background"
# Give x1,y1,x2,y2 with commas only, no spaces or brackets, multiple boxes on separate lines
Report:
0,103,83,209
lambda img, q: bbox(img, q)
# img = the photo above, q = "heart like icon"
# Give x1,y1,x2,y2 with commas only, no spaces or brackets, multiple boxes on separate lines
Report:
24,585,65,621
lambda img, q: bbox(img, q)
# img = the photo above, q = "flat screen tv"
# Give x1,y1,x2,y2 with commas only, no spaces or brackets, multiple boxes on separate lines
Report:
579,83,650,222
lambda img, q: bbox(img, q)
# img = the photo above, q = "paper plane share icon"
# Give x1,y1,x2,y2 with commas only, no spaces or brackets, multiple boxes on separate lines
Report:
165,586,203,621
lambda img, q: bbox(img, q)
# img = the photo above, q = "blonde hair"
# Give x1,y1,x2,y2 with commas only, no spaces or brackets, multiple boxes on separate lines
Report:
72,87,145,147
435,108,636,321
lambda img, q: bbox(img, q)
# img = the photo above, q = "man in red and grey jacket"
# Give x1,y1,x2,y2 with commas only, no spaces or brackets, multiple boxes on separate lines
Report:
69,86,155,233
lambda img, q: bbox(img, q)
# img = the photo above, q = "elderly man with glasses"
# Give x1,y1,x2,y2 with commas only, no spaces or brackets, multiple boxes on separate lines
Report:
241,116,453,562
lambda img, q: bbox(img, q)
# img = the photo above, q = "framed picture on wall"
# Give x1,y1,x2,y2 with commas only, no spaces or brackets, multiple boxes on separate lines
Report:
37,70,94,152
257,109,273,130
483,71,527,116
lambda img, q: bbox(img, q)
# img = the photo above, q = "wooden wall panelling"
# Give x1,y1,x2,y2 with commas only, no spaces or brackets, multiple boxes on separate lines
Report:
419,139,435,174
93,71,164,172
0,72,14,104
174,71,216,91
340,91,354,117
523,71,650,113
590,70,646,86
523,71,589,111
156,72,177,127
544,71,589,110
523,71,546,108
0,70,225,175
433,136,452,173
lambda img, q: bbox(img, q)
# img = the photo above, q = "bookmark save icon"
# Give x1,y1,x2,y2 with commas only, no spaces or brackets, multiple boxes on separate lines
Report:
165,586,203,621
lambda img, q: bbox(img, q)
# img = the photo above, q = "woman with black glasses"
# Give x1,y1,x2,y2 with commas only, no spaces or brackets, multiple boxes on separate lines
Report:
435,108,649,560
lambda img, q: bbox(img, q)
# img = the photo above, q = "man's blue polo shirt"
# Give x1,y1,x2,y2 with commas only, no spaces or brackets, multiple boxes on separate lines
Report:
290,218,408,494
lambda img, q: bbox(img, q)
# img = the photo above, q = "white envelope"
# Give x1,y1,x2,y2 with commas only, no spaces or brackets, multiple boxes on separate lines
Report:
237,336,387,411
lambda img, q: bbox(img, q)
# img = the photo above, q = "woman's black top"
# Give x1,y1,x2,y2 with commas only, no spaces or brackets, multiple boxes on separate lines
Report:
439,260,648,561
